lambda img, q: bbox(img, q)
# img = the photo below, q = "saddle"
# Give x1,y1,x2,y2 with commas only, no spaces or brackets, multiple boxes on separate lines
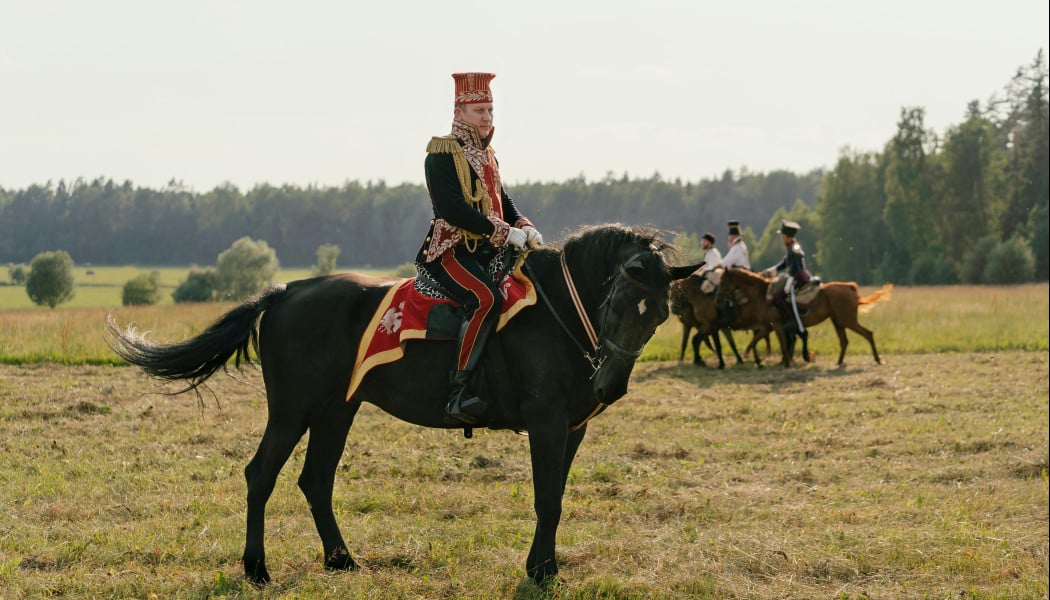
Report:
765,277,822,310
793,280,821,307
344,267,536,405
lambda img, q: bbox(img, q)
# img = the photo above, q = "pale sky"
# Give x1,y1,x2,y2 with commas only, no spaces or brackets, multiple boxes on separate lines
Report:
2,0,1047,192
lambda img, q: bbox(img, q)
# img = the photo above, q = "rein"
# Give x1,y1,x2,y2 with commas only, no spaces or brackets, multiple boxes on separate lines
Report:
524,249,658,432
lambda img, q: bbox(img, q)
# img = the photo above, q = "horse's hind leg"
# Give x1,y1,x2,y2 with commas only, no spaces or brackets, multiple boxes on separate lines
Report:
833,322,850,365
848,322,881,364
298,399,361,572
243,417,308,584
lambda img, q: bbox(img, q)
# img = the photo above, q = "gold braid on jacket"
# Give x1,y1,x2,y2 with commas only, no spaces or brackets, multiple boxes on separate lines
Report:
427,135,493,252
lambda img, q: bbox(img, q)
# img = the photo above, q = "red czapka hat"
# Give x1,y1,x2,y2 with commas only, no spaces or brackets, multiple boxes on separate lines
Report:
453,72,495,104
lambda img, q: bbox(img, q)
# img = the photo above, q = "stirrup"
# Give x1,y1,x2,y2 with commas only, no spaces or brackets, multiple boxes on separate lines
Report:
447,378,487,424
445,390,487,425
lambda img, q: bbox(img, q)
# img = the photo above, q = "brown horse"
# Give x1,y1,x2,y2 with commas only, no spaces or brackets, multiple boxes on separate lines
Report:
717,268,892,367
669,275,746,368
670,275,769,367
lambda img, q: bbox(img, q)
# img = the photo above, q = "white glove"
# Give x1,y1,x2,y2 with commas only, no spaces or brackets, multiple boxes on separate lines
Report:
522,225,543,247
506,227,528,249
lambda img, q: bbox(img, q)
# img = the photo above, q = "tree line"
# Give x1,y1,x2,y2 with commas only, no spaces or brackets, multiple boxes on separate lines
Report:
1,52,1046,286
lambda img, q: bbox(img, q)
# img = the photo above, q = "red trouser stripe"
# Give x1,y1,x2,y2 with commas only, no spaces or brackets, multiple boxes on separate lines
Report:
441,251,497,370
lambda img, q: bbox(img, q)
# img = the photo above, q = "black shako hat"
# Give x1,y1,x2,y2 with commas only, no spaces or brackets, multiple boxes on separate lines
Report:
779,220,800,237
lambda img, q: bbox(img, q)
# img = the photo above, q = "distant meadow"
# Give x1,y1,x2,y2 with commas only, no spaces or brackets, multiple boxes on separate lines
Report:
0,265,1045,364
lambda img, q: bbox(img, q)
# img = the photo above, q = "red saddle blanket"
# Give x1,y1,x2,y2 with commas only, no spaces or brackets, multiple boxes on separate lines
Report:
345,265,536,400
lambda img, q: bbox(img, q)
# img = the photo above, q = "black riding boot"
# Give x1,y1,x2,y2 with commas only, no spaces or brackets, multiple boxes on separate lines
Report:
446,318,495,425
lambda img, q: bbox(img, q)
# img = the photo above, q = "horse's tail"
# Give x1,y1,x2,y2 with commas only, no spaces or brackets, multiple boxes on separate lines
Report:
857,283,893,314
106,284,288,391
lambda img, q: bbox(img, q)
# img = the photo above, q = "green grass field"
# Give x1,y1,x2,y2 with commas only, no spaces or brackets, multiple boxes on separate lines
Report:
1,354,1046,599
0,277,1046,364
0,271,1046,598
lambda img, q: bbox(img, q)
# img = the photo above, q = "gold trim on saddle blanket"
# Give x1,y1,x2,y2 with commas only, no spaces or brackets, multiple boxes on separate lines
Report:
345,254,535,401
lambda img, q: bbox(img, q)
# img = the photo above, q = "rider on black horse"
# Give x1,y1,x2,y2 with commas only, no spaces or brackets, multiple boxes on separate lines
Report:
414,72,541,425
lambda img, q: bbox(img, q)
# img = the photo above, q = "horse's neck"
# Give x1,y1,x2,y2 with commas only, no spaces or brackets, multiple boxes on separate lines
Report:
537,250,607,316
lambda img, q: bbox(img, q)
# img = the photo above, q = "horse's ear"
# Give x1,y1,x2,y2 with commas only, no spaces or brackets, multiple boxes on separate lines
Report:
668,264,701,281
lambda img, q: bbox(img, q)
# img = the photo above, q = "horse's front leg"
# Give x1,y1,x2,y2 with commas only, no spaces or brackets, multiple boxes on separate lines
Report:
722,327,745,365
690,332,705,366
678,323,690,362
525,422,586,584
712,330,726,369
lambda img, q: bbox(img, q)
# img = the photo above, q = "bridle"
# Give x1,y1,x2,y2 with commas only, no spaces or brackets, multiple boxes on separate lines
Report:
524,248,666,430
527,249,662,376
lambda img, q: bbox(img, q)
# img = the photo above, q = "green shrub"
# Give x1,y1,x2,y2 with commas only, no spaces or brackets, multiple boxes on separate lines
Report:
173,269,218,303
8,264,27,286
312,243,341,276
984,235,1035,284
122,272,161,306
960,235,999,284
214,237,279,300
26,250,75,308
908,253,958,285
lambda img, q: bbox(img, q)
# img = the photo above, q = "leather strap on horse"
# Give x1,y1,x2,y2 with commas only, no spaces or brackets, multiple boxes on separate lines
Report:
561,254,600,350
523,255,604,375
523,254,607,433
570,402,608,432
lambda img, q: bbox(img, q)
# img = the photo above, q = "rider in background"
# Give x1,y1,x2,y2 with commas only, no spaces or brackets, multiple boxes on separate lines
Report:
722,220,750,270
693,232,723,294
414,72,541,425
761,219,811,332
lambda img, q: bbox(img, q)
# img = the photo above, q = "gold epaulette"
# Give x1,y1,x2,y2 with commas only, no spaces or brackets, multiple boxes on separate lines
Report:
426,135,460,154
424,135,492,251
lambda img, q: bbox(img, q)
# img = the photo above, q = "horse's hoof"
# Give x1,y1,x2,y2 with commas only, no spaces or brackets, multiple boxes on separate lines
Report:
325,547,359,571
525,554,558,584
717,363,725,370
693,360,707,367
244,561,271,586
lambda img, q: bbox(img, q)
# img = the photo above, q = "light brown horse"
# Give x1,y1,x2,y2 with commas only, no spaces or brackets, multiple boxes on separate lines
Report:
717,268,892,367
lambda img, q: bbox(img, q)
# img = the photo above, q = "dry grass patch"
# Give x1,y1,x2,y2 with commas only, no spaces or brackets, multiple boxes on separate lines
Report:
0,353,1047,598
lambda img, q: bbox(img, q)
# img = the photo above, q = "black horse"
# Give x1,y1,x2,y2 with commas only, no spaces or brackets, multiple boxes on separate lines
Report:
107,224,698,585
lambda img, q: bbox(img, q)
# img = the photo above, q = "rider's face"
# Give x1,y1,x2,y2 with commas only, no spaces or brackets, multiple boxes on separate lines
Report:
456,102,494,137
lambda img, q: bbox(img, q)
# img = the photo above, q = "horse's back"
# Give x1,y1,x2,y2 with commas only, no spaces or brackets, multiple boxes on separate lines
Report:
259,274,401,383
275,273,399,321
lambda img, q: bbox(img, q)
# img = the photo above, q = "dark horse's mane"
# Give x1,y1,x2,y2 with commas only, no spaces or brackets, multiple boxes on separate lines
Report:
559,224,674,292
